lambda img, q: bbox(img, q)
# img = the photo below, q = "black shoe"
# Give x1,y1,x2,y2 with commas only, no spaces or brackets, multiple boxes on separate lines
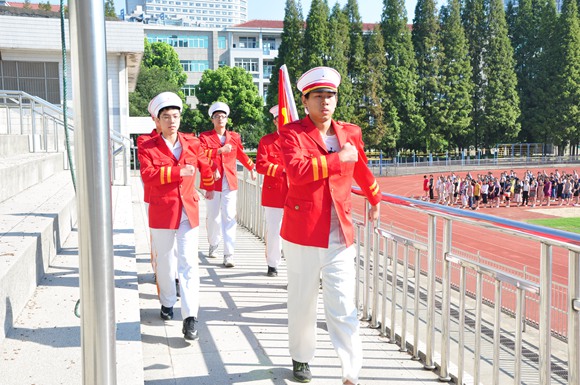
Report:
183,317,199,340
175,278,180,297
160,305,173,320
292,359,311,383
267,266,278,277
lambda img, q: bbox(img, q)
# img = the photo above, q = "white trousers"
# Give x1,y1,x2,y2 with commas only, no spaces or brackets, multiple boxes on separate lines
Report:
150,222,200,320
264,207,283,268
206,189,237,256
283,218,362,384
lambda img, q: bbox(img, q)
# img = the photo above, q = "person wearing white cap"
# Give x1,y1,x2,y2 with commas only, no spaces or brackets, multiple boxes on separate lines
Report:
255,105,288,277
279,67,382,384
138,91,216,341
199,101,256,268
137,95,180,297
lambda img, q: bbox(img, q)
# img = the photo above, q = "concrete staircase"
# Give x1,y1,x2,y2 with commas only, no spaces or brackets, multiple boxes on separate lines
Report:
0,133,76,345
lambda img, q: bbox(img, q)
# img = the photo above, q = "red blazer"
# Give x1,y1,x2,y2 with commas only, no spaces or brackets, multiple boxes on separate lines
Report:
279,117,381,248
137,129,159,203
256,132,288,208
138,133,215,230
199,129,254,192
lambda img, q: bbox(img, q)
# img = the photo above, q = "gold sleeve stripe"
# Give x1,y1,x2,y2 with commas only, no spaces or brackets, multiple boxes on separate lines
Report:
202,177,214,182
267,163,274,177
312,157,319,181
320,155,328,179
167,167,172,184
272,164,278,175
247,159,254,167
370,181,380,196
160,167,165,185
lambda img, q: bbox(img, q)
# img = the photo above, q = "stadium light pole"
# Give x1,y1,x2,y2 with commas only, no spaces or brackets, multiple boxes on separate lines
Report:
68,1,117,384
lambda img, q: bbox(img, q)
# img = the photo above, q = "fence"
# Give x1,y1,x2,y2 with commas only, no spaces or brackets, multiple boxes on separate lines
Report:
0,90,131,185
236,167,580,385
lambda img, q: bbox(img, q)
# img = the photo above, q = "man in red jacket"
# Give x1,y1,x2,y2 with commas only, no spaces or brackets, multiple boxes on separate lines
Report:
256,105,288,277
199,102,256,268
138,92,215,341
279,67,381,384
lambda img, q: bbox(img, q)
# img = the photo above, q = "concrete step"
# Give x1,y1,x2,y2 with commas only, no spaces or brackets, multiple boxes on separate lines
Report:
0,151,66,203
0,135,29,157
0,169,76,345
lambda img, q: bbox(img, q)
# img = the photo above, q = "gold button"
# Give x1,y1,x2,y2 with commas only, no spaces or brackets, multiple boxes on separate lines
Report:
294,205,299,210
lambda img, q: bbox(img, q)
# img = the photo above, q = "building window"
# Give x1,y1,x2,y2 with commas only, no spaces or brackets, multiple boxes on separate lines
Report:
263,37,276,50
180,60,210,72
234,58,259,73
218,60,227,67
263,60,275,78
148,35,208,49
218,36,227,49
238,36,257,49
0,61,60,104
182,84,196,97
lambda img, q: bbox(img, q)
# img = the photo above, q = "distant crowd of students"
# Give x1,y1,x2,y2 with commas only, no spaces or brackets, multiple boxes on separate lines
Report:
422,169,580,209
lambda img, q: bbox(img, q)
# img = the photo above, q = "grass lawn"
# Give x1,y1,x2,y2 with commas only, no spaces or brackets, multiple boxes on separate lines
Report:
527,217,580,234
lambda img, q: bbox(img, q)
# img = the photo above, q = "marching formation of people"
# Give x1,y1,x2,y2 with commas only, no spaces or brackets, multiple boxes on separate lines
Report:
422,169,580,209
136,66,381,385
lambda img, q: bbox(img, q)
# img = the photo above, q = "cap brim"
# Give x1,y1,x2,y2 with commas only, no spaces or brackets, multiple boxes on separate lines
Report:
305,87,337,95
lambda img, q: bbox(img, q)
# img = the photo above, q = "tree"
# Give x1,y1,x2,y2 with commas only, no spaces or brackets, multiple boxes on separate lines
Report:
361,26,398,151
381,0,424,150
412,0,443,151
142,40,187,88
195,66,266,147
38,1,52,11
343,0,367,128
327,4,354,122
23,0,31,10
438,0,474,150
105,0,117,18
480,0,521,147
532,0,561,147
266,0,304,111
302,0,330,71
553,0,580,151
462,0,486,148
129,39,187,123
508,0,544,143
129,67,183,117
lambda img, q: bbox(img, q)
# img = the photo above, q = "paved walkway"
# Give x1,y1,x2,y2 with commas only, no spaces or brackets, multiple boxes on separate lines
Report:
0,177,442,385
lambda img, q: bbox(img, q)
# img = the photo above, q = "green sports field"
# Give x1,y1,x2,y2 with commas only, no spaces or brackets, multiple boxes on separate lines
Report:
527,217,580,234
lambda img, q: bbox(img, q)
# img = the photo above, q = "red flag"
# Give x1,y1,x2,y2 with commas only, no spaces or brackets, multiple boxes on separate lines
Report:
278,64,299,127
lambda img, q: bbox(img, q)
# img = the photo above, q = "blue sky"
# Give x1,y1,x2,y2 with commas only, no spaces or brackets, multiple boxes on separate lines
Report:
103,0,417,23
249,0,417,23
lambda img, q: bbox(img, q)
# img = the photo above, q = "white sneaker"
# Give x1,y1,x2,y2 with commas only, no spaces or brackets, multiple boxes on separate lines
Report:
208,244,218,258
223,255,235,268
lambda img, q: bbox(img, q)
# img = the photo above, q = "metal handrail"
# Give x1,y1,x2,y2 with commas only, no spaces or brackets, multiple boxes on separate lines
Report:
0,90,129,186
236,168,580,385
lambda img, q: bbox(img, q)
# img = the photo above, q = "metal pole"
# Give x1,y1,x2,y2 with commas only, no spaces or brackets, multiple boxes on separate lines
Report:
425,214,436,370
569,251,580,385
69,1,117,384
539,242,552,385
439,219,452,381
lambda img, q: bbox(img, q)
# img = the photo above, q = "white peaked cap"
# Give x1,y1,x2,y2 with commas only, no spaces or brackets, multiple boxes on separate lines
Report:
208,101,230,117
149,92,183,118
147,98,156,118
297,66,341,95
269,105,279,118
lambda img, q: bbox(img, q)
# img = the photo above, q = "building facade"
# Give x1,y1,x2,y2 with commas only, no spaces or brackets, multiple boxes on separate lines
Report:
144,20,283,106
126,0,248,28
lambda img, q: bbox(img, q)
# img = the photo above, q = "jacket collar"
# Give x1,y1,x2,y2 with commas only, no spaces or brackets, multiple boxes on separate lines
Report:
302,116,345,153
